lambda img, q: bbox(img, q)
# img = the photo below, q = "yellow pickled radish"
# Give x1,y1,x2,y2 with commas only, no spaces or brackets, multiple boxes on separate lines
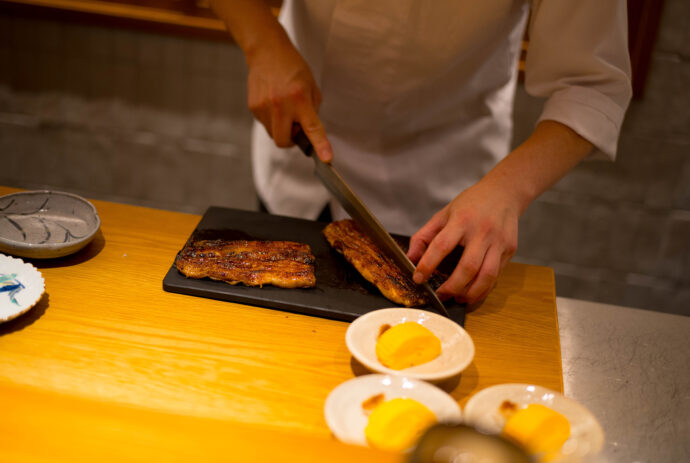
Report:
501,404,571,459
375,322,441,370
364,397,437,452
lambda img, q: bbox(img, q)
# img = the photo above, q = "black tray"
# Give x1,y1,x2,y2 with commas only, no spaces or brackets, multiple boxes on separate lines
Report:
163,206,464,325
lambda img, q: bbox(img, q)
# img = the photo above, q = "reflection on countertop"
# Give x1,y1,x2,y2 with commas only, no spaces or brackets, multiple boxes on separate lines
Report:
557,297,690,463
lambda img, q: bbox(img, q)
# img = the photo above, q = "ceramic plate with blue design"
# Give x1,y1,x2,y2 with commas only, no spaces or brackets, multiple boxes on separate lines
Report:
0,254,45,322
0,190,100,259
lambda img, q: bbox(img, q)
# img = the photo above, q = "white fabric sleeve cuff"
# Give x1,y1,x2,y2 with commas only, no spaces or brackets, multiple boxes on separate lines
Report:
537,85,627,161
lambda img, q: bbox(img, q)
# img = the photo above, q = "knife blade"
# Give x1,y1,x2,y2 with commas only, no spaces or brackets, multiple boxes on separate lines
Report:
292,128,450,318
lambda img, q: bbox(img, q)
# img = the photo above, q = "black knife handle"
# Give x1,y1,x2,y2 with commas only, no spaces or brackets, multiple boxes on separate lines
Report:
292,124,314,158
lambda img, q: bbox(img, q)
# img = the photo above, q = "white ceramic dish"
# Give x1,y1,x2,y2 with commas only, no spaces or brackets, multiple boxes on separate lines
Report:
0,254,45,322
345,308,474,382
324,374,462,448
0,190,100,259
464,384,604,460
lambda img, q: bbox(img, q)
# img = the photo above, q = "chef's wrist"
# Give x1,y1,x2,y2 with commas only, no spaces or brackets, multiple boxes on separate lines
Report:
210,0,288,65
482,120,594,216
244,25,296,68
478,168,535,217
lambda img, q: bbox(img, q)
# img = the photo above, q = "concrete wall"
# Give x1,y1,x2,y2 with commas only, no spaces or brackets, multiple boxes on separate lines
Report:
1,3,688,315
512,0,690,316
0,13,255,213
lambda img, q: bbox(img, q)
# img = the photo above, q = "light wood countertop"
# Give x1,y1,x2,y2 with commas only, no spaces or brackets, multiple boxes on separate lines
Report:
0,185,562,461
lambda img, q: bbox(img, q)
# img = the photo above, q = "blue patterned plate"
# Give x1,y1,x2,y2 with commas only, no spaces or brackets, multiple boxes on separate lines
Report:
0,254,45,322
0,190,100,259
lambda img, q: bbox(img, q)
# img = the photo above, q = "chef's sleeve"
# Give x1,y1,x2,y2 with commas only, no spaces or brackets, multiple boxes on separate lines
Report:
525,0,633,160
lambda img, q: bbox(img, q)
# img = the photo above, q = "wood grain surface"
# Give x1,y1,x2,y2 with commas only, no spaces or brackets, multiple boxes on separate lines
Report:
0,0,226,31
0,186,562,461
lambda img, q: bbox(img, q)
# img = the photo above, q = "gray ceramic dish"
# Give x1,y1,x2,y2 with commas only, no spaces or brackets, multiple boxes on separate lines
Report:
0,190,101,259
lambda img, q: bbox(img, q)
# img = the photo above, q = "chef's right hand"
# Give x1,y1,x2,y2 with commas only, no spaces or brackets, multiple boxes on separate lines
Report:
246,37,333,163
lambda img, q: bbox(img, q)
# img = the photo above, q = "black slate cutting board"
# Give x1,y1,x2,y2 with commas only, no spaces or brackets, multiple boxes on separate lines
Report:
162,206,465,325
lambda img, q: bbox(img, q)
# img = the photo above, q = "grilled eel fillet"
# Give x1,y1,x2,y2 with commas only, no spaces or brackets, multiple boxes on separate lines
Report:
323,219,442,307
176,239,316,288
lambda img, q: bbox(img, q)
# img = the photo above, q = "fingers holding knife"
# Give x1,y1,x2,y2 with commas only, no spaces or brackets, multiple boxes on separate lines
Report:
292,107,333,163
254,83,333,163
243,32,333,163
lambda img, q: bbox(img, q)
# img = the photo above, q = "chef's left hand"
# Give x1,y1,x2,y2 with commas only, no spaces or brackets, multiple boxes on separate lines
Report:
407,181,520,304
407,121,595,304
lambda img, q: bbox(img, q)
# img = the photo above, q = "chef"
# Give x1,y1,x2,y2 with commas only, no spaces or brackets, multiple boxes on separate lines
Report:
210,0,632,304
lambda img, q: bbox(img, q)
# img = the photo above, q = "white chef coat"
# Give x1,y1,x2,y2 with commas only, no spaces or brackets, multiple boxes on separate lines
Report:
252,0,632,235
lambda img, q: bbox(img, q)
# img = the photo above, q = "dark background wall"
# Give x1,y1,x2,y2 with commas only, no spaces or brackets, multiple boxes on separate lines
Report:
512,0,689,316
1,1,688,315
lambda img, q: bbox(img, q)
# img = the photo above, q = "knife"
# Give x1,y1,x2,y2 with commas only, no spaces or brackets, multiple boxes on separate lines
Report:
292,128,450,318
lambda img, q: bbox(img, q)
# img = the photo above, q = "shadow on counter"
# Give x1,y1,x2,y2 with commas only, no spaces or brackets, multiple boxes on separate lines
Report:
0,292,49,336
30,229,106,269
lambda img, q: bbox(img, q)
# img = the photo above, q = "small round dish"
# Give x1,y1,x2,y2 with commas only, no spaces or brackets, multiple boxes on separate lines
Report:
324,374,462,448
346,308,475,382
0,254,45,322
0,190,100,259
464,384,604,460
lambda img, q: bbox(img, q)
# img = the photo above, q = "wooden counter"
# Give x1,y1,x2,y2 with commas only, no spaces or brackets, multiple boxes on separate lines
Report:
0,185,562,461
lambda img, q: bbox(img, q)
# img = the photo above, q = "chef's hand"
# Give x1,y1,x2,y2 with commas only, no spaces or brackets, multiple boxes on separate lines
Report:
209,0,333,162
407,120,595,304
407,181,519,304
246,37,333,163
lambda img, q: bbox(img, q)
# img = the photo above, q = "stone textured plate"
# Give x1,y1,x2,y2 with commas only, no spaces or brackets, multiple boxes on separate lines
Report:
0,254,45,322
0,190,100,259
345,308,475,382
